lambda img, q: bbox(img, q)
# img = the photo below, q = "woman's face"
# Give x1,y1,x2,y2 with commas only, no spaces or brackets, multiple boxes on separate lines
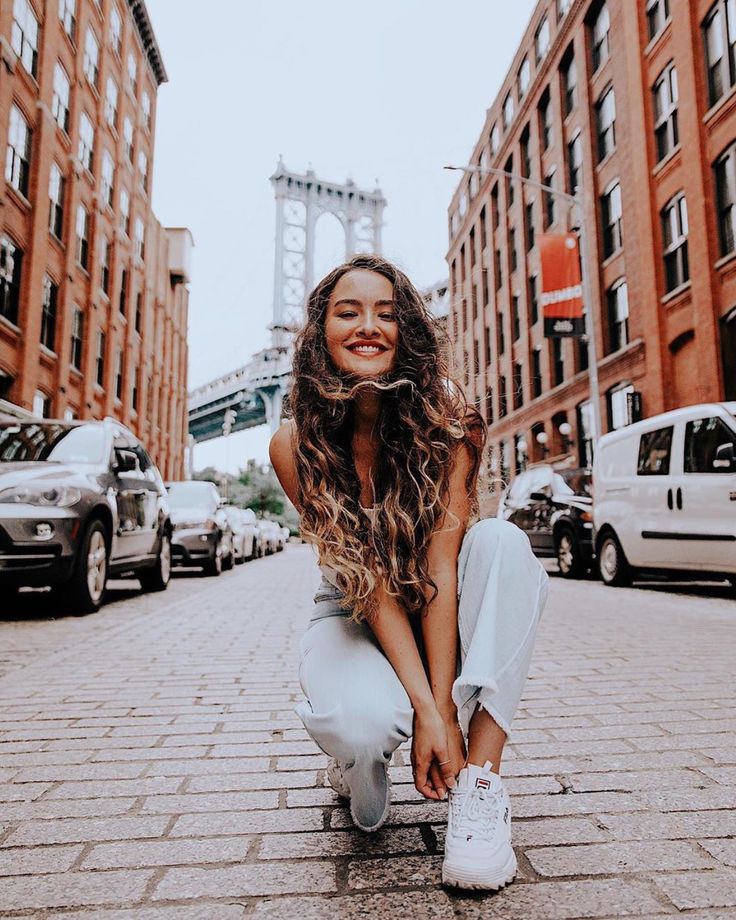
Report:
324,270,399,375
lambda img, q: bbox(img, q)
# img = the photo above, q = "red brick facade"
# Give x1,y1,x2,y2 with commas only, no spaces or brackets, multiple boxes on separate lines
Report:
447,0,736,507
0,0,191,479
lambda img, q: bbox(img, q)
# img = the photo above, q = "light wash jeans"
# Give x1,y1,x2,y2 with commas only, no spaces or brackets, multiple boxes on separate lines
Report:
295,517,550,831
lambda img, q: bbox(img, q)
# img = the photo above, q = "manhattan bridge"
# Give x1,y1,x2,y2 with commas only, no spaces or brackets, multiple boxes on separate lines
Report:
186,161,387,445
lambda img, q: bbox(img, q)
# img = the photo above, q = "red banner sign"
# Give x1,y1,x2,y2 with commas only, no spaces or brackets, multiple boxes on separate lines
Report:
539,233,585,337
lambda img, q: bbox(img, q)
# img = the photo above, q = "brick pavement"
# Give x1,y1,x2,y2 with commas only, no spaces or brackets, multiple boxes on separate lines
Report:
0,542,735,918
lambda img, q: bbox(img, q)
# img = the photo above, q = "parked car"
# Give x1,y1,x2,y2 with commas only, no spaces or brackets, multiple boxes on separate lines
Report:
256,519,283,555
0,418,172,613
593,401,736,589
166,480,233,576
279,525,290,549
497,464,594,578
226,506,257,564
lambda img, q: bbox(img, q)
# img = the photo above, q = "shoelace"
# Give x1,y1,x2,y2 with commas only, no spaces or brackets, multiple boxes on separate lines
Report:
449,787,502,842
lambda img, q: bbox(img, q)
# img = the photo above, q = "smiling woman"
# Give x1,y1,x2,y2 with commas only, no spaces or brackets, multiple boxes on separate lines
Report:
324,269,399,373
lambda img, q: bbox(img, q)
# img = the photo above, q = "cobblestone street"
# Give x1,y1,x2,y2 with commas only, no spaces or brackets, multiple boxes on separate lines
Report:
1,542,735,919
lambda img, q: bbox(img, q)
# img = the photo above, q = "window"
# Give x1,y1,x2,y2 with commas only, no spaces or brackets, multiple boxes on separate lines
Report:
505,156,515,206
95,330,105,385
105,76,118,128
138,149,148,194
647,0,670,40
117,190,130,239
558,0,573,19
33,390,51,418
0,237,23,326
135,217,146,259
513,361,524,409
485,386,494,424
70,305,83,371
52,63,71,132
119,267,128,315
491,122,500,153
715,142,736,255
5,104,32,197
141,91,152,130
101,150,114,207
607,278,629,352
539,94,553,151
503,92,514,130
601,181,623,258
494,249,503,290
48,163,65,239
40,275,58,351
12,0,39,77
78,112,94,171
520,126,531,178
596,86,616,161
568,133,582,194
577,400,595,466
512,294,521,340
510,227,517,272
100,236,110,295
544,171,556,228
469,169,479,199
552,336,564,386
131,364,138,411
704,1,736,106
110,4,122,54
123,117,134,163
684,416,736,472
499,375,508,417
608,383,635,430
525,201,535,251
518,57,531,98
58,0,76,42
83,27,99,86
480,205,487,251
637,426,673,475
535,15,550,63
562,53,577,117
127,52,138,95
491,184,499,229
592,3,610,72
135,291,142,333
529,274,539,325
532,346,542,397
653,63,678,161
661,192,689,292
75,204,89,268
115,348,123,399
497,310,505,355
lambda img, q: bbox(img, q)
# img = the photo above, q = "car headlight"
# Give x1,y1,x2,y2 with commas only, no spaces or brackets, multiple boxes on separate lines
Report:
0,484,82,507
174,519,216,530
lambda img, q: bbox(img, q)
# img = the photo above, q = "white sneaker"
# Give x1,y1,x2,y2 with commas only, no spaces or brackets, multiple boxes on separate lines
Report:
442,759,517,890
325,758,351,799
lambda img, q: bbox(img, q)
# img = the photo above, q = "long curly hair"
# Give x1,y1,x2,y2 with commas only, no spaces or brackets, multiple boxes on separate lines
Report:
287,254,487,623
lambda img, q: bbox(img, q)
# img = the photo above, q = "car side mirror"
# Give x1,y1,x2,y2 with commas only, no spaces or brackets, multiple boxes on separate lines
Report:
114,449,138,473
713,442,736,470
529,491,552,502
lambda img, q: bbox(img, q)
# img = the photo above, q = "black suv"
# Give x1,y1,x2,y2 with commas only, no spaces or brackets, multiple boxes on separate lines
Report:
497,464,594,578
0,417,172,612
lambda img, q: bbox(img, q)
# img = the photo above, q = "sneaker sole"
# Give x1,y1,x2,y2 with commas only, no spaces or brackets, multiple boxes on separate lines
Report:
441,847,517,891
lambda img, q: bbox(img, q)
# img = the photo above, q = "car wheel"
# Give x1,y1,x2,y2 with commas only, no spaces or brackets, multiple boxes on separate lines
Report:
66,520,109,614
203,541,223,577
598,531,632,587
555,528,585,579
139,532,171,593
728,576,736,596
223,545,234,571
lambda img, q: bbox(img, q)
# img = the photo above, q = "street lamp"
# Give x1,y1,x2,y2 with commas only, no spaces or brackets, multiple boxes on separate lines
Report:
445,163,602,452
536,429,549,459
558,420,573,454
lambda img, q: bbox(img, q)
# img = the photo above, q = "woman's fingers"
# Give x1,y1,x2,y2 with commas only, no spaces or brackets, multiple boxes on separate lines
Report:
428,761,447,799
435,745,457,790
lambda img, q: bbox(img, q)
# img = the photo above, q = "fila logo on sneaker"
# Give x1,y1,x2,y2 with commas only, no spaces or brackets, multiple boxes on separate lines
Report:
475,777,491,790
503,806,509,823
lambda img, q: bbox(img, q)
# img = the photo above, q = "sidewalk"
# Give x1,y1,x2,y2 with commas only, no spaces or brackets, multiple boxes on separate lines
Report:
0,542,735,918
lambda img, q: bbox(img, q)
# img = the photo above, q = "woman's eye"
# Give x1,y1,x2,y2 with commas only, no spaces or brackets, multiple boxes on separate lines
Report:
380,314,396,321
338,312,357,318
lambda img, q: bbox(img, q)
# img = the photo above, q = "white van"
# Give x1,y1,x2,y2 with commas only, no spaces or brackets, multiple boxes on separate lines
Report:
592,402,736,589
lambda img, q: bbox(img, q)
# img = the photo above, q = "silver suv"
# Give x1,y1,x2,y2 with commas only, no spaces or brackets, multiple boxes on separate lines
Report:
0,417,172,613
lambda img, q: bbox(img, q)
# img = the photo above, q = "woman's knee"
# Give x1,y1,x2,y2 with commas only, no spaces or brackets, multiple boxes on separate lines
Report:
467,516,530,554
306,697,412,762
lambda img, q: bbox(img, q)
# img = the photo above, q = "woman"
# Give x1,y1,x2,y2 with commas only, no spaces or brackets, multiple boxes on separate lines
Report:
269,254,549,891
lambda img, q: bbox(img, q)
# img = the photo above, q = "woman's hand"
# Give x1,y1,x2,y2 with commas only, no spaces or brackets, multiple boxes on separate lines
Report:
410,706,457,800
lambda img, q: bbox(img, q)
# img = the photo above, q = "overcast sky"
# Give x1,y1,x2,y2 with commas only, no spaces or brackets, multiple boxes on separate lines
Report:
145,0,537,473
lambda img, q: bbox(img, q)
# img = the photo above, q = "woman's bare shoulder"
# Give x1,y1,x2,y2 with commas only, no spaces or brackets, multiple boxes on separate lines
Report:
269,419,300,509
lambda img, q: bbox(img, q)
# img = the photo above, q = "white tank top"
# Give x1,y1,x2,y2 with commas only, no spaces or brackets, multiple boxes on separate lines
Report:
318,504,378,588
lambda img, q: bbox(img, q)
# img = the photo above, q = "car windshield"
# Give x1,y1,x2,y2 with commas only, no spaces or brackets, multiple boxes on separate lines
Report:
557,469,592,497
0,423,106,463
166,482,218,511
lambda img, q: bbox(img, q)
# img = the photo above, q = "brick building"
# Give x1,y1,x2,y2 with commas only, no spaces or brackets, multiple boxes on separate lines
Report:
0,0,192,479
447,0,736,500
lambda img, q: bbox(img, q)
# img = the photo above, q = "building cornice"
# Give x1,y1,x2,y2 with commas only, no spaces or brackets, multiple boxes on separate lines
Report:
126,0,168,85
